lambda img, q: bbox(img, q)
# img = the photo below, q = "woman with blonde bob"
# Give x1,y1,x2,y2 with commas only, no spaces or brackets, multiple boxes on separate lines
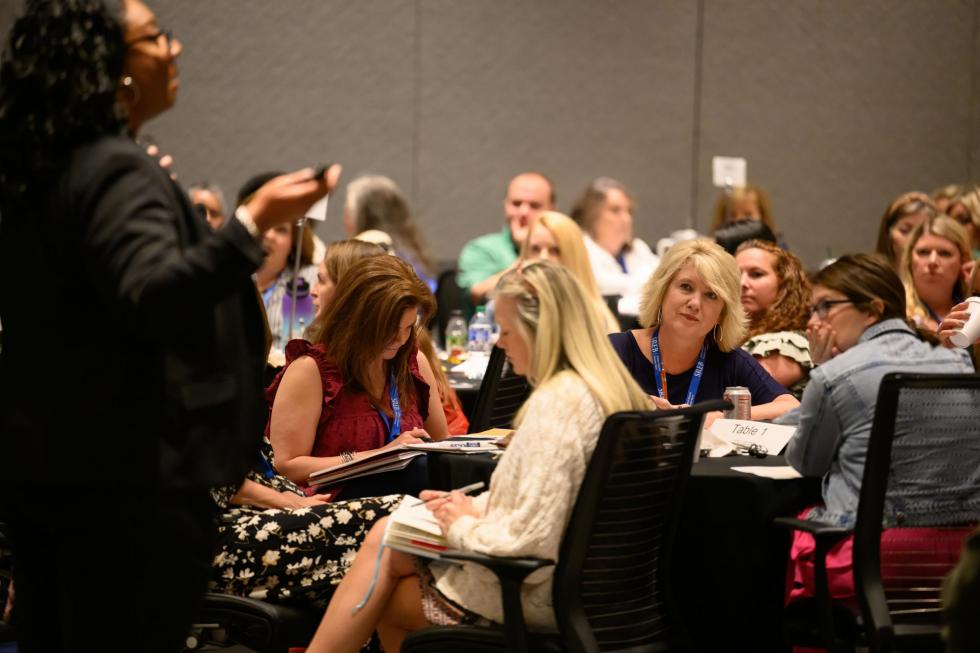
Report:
899,215,972,331
307,260,651,653
609,239,798,423
522,210,620,331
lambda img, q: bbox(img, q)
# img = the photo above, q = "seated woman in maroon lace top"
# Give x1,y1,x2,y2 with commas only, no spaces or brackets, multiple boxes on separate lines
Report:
269,254,448,497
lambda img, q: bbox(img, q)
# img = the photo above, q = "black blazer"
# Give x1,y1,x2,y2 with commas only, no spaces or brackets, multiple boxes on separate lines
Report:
0,136,268,490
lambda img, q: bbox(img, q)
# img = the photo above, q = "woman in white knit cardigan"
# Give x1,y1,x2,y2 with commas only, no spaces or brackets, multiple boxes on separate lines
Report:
308,260,652,653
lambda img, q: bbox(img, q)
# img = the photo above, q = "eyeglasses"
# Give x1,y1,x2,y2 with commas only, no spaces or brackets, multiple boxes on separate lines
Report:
731,441,768,459
808,298,855,319
126,28,175,54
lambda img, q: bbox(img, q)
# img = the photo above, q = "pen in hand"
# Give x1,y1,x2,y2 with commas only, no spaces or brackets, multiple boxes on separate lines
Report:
415,481,485,506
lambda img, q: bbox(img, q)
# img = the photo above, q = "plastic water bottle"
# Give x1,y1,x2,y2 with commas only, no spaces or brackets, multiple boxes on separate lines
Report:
445,310,468,364
467,306,492,355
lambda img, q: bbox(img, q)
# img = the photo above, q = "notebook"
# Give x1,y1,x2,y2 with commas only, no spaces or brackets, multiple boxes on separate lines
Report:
307,448,424,488
382,497,450,559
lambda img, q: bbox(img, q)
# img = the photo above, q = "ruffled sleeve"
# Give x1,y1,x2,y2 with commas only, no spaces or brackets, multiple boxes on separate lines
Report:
265,339,344,425
743,330,813,369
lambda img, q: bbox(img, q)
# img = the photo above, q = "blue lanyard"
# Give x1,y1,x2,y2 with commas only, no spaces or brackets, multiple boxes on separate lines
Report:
615,250,628,274
925,291,963,326
258,451,275,479
377,371,402,443
650,328,707,406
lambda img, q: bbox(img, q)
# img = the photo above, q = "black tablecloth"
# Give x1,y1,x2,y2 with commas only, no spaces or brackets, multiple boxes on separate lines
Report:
426,451,820,652
673,456,821,652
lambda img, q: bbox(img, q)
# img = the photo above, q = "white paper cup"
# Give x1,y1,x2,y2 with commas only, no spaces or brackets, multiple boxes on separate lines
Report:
949,296,980,348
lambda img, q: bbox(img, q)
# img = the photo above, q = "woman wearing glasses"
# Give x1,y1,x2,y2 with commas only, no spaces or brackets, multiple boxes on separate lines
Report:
609,239,798,425
269,254,449,498
875,191,937,271
0,1,338,650
783,254,975,607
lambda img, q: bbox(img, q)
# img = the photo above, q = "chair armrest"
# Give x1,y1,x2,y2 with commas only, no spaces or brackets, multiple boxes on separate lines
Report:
774,517,854,652
440,549,555,573
774,517,853,541
439,549,555,653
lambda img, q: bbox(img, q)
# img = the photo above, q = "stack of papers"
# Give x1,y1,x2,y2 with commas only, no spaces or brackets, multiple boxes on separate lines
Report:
731,466,802,480
308,431,513,487
406,440,499,454
307,448,424,488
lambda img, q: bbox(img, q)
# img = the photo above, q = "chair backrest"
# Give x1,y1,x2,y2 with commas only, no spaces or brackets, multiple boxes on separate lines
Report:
469,346,531,432
432,266,470,346
853,372,980,652
602,295,640,331
553,400,729,653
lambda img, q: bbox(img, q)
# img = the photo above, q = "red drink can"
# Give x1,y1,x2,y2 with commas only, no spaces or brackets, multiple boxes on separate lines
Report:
723,386,752,420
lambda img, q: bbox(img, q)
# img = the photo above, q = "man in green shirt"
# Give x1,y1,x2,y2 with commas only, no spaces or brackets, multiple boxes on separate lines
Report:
457,172,555,305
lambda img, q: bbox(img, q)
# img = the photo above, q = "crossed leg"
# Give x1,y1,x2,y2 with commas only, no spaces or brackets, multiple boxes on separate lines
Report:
307,517,429,653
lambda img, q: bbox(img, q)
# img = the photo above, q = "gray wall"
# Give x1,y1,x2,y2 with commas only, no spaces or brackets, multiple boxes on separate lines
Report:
3,0,978,268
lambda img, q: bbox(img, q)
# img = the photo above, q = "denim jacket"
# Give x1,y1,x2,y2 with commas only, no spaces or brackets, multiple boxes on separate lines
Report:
782,319,977,527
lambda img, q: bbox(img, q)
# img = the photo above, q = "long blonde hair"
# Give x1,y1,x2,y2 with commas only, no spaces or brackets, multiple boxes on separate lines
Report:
637,239,748,352
899,215,971,324
495,260,650,423
521,211,620,332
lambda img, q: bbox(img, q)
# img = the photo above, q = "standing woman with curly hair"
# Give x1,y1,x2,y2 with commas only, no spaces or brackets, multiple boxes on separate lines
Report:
735,239,814,396
0,1,338,651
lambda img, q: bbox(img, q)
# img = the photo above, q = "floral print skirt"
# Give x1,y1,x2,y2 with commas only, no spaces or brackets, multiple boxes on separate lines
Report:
210,494,402,606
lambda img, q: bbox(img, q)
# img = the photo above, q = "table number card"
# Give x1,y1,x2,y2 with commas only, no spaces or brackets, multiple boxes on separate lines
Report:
704,419,796,458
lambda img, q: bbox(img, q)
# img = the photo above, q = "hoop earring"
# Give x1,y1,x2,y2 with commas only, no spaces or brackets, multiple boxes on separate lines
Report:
713,324,721,343
656,307,663,325
121,75,141,106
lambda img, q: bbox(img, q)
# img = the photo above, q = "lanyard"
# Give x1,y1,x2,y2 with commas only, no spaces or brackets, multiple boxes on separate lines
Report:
377,371,402,443
924,291,963,326
614,250,628,274
650,328,707,406
258,451,275,479
924,304,943,327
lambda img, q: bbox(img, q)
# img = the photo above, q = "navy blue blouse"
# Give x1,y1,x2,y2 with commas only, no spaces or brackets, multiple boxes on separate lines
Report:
608,331,789,405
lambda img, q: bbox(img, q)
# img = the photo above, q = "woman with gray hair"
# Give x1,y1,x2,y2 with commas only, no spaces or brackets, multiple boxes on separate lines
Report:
570,177,659,302
344,174,437,291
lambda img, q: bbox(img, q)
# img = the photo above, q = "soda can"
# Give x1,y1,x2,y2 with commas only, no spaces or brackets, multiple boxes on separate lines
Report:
723,386,752,420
